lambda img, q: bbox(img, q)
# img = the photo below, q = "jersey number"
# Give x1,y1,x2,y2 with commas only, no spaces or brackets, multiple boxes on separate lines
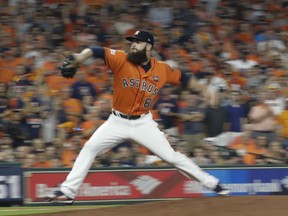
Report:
144,98,153,108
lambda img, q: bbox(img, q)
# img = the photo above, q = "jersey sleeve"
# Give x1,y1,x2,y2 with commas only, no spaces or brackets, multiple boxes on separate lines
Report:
103,47,126,74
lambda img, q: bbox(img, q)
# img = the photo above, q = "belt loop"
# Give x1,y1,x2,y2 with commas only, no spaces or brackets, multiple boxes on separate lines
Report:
116,111,120,117
112,109,120,117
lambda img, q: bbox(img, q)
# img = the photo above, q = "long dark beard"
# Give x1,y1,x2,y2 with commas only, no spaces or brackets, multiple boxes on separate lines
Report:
127,47,148,65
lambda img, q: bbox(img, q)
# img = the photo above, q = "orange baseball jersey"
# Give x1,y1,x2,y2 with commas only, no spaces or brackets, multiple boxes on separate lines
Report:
103,48,181,115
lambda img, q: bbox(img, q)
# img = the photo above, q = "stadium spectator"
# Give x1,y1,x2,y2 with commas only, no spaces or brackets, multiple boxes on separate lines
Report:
147,1,174,28
70,70,98,100
0,82,9,123
155,85,180,142
208,149,226,166
204,93,229,138
246,93,277,145
79,105,101,141
112,146,135,167
41,107,57,145
191,147,211,166
229,128,262,165
253,135,272,164
33,150,53,168
178,91,206,153
5,110,30,148
266,140,287,164
60,136,81,168
0,136,15,163
59,86,83,115
244,65,265,89
22,153,37,168
225,49,258,72
225,90,248,132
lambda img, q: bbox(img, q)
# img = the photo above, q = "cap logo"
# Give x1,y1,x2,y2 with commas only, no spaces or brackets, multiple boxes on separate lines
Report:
125,30,154,46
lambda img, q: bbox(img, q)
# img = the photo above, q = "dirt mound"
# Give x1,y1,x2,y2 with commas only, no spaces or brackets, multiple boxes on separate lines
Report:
32,196,288,216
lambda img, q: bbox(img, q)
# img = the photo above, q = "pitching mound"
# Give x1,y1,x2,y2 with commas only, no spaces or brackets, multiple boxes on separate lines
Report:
32,196,288,216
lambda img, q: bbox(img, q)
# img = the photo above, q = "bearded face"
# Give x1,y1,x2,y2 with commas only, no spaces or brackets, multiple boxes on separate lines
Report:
127,45,148,65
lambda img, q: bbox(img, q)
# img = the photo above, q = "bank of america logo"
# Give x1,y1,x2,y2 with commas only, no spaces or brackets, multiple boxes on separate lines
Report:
130,175,162,195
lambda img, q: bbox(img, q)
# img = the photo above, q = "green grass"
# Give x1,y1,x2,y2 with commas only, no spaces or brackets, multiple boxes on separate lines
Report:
0,205,118,216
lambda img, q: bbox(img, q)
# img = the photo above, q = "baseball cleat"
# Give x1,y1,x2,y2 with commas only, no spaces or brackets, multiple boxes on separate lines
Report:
213,184,231,196
45,190,74,204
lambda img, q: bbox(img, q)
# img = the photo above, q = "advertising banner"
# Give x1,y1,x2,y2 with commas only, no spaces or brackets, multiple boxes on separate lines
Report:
24,167,288,204
0,166,23,205
207,167,288,196
25,169,202,203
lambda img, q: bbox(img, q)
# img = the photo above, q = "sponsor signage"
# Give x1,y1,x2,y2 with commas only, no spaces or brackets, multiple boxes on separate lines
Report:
207,167,288,196
24,167,288,204
0,166,23,205
25,169,202,203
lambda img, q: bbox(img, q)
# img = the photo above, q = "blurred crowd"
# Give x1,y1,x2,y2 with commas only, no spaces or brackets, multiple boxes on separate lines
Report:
1,0,288,168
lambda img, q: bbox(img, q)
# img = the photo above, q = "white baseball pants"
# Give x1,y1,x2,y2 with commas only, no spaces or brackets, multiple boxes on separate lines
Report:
61,112,219,198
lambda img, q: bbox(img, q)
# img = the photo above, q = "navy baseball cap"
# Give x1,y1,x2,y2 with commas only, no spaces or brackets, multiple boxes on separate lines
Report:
125,30,154,46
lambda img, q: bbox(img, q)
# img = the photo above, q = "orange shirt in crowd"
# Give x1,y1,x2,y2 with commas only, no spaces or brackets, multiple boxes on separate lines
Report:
97,93,113,103
42,61,57,73
0,67,15,84
272,69,285,78
247,54,260,63
62,98,83,115
45,74,75,94
236,32,254,44
276,110,288,138
80,119,99,142
0,24,16,46
83,0,107,7
189,61,203,74
33,160,53,168
44,0,70,3
60,136,81,168
86,74,109,93
229,135,267,165
61,149,76,168
81,120,97,132
0,56,23,83
268,2,284,12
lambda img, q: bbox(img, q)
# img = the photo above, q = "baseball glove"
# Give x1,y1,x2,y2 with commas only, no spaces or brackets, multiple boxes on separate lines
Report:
58,52,79,79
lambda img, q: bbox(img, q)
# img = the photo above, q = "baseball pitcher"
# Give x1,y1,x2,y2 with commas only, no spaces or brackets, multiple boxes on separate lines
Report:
46,30,230,204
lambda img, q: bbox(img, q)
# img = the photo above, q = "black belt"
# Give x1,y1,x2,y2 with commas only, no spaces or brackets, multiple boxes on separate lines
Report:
112,110,144,120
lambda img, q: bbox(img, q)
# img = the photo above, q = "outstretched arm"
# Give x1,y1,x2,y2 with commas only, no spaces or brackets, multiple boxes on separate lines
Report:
73,46,105,64
73,48,94,64
60,46,105,79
